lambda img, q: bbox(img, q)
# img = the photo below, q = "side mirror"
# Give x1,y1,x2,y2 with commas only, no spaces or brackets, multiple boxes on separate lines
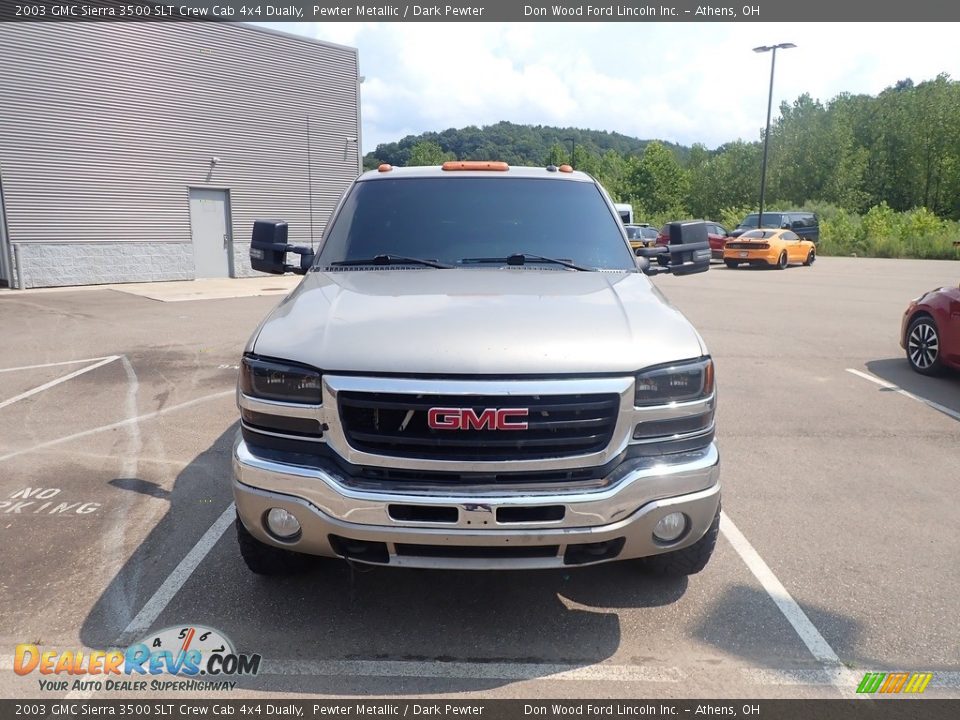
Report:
250,220,315,275
653,220,711,276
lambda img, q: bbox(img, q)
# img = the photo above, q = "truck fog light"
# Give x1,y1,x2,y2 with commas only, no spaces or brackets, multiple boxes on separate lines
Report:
265,507,301,539
653,512,687,543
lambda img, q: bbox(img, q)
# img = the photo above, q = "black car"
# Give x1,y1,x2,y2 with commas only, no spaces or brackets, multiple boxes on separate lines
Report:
731,211,819,243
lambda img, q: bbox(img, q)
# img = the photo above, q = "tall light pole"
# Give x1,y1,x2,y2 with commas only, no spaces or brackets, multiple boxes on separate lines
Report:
566,137,576,169
753,43,795,228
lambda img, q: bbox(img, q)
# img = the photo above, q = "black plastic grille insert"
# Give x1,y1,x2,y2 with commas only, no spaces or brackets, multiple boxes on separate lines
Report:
338,391,620,461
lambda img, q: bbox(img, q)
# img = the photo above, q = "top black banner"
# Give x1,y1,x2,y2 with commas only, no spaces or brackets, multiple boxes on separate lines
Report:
1,0,959,22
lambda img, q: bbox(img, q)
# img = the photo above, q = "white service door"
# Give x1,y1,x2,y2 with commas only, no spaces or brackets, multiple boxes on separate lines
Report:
189,188,232,278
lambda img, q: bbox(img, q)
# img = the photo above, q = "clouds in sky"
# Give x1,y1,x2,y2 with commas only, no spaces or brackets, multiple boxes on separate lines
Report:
263,21,960,154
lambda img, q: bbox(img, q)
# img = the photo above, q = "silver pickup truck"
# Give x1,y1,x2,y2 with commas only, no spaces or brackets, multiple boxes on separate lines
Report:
233,162,720,577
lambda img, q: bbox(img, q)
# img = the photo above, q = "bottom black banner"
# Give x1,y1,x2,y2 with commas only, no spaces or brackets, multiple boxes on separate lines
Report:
1,700,958,720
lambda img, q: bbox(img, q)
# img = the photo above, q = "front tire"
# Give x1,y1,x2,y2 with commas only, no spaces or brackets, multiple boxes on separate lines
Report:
803,249,816,266
776,251,788,270
905,316,943,376
641,507,720,577
236,514,314,575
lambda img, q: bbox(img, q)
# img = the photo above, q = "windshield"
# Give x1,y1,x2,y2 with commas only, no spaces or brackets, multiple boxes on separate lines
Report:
316,177,635,270
739,213,784,229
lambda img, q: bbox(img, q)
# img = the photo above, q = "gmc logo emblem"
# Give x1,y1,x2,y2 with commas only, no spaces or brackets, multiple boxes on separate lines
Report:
427,407,529,431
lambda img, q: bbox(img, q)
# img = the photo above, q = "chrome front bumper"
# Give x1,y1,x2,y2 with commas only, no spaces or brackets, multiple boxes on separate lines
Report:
232,436,721,570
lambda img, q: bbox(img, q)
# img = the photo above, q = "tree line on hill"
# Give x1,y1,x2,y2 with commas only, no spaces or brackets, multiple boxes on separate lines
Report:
363,75,960,258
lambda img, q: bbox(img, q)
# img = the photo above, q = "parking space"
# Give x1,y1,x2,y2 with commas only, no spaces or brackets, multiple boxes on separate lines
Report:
1,257,958,700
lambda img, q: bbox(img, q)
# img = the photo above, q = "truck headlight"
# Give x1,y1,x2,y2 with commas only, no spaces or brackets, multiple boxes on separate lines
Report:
635,358,714,407
240,355,322,404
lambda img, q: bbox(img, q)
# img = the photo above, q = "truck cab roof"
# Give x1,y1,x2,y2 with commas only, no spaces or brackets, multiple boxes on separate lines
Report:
359,164,597,182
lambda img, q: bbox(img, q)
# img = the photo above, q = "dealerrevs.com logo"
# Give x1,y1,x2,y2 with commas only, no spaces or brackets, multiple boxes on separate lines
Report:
14,625,261,692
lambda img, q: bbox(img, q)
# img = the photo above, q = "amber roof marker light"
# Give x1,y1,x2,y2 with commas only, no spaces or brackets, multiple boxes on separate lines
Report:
377,164,393,173
441,161,510,172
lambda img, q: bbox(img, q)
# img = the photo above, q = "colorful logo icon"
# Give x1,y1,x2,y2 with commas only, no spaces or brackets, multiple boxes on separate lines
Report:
856,672,932,694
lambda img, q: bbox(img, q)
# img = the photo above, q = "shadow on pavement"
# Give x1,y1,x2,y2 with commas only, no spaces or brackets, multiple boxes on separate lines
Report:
81,428,691,694
80,425,238,650
864,357,960,418
695,583,960,686
694,584,861,670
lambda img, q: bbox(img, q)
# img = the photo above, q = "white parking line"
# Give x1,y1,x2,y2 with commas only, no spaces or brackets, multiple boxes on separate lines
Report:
0,355,121,410
97,356,144,641
117,503,236,645
113,510,859,694
720,512,860,695
846,368,960,421
0,390,234,463
0,356,117,374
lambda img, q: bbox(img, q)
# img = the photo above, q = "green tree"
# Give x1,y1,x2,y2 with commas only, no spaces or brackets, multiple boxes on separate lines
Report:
545,143,569,166
628,142,690,217
406,141,454,166
594,150,630,202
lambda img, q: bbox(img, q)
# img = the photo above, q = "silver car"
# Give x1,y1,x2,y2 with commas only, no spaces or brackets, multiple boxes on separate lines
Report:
234,163,719,577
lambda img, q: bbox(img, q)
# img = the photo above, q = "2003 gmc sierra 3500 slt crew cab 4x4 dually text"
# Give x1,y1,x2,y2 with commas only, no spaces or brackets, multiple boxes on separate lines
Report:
233,161,720,577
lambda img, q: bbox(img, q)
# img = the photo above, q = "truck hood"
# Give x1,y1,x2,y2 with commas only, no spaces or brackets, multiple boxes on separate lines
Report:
251,269,706,375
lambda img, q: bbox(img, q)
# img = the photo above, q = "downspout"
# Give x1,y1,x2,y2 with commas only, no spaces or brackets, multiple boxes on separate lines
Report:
356,61,364,175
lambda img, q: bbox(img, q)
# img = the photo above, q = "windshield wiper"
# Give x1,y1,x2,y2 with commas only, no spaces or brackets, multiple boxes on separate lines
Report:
459,253,594,271
328,254,453,269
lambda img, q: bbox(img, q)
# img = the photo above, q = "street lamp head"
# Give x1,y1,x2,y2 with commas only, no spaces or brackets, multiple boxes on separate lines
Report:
754,43,796,53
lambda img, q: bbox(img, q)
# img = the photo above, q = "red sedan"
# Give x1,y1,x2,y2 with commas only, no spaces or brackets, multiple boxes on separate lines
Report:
901,283,960,375
658,222,730,259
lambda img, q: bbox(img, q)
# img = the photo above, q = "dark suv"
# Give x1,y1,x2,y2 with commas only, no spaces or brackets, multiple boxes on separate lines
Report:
731,211,819,243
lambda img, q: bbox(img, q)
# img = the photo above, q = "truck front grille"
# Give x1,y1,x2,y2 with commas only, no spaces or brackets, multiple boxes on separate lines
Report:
337,391,620,461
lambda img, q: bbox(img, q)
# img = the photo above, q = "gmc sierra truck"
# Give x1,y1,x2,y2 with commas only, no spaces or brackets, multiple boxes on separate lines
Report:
233,161,720,577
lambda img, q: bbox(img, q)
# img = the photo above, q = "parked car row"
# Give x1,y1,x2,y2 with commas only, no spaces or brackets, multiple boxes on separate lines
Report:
655,222,731,260
619,206,956,385
629,211,820,268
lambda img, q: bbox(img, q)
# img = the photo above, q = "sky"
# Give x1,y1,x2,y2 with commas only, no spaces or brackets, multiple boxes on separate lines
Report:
262,22,960,155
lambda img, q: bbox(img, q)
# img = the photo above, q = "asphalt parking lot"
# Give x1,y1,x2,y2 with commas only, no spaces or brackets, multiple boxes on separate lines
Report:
0,257,958,701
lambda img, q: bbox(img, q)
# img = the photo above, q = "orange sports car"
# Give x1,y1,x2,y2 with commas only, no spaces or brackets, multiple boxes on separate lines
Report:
722,229,816,269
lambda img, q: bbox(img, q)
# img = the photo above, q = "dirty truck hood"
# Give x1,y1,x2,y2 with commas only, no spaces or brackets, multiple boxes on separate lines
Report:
251,269,706,375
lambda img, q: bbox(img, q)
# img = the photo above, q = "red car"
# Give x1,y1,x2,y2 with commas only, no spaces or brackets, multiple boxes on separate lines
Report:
658,222,730,259
901,283,960,375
